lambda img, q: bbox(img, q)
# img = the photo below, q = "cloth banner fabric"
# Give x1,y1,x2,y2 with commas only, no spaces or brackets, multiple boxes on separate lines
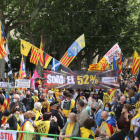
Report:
0,130,17,140
15,79,30,88
104,43,121,64
43,69,119,89
0,82,13,88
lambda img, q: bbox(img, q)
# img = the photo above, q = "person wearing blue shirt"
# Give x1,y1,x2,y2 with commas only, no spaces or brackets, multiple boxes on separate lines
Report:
115,89,120,100
91,102,102,132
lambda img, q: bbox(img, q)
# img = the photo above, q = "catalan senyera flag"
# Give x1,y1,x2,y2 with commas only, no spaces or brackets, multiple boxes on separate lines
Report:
109,89,116,100
30,46,40,65
131,50,140,75
39,36,43,67
100,118,116,136
18,56,26,79
60,34,85,67
43,52,52,69
0,21,7,59
88,63,101,71
20,39,32,56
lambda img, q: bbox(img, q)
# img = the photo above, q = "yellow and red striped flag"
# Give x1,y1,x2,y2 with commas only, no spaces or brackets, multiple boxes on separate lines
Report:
39,36,43,67
131,50,140,75
60,34,85,67
30,46,40,65
88,63,101,71
60,50,75,67
109,89,116,100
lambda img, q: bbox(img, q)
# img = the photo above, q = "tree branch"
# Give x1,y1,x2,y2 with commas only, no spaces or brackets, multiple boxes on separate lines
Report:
9,0,43,31
6,0,29,28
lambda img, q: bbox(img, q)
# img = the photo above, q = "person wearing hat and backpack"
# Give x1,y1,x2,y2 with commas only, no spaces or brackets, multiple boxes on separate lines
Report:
59,90,75,124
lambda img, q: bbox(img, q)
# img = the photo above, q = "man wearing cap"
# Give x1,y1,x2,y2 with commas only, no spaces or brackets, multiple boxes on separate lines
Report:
50,101,64,129
59,90,75,124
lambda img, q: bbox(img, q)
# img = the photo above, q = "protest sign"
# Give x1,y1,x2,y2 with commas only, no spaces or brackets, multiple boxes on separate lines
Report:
15,79,30,88
0,82,13,88
103,92,111,105
104,43,121,64
0,130,17,140
43,69,119,89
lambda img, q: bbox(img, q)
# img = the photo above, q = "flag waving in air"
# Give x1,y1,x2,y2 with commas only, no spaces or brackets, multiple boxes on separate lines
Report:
0,20,7,59
43,52,52,69
18,56,26,79
60,34,85,67
52,58,61,71
131,50,140,75
39,36,43,67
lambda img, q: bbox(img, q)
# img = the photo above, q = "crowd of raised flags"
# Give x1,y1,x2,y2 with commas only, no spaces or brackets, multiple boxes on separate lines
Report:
1,19,140,140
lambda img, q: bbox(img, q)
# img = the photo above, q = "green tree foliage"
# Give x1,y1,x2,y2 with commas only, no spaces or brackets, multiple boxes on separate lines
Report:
1,0,140,72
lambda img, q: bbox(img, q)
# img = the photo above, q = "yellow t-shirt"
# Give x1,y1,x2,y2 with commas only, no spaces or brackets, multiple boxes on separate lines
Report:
35,120,50,137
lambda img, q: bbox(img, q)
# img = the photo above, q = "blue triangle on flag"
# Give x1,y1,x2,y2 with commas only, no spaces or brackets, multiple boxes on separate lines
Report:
51,58,61,71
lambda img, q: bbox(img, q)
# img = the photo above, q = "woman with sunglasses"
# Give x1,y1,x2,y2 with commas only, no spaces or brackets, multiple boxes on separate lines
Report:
11,104,24,130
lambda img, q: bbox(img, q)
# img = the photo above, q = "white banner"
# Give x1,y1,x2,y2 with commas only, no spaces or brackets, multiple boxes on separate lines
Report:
41,137,54,140
104,43,121,64
0,130,17,140
0,82,13,88
15,79,30,88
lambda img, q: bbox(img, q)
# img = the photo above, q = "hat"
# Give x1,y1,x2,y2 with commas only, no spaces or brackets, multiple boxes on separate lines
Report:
50,101,59,107
65,93,73,98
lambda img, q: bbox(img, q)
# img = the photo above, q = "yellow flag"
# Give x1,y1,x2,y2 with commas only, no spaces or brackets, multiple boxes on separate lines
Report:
103,92,111,105
20,39,32,56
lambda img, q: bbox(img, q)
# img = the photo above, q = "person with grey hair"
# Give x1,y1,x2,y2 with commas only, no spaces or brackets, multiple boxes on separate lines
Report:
91,102,102,131
32,90,39,102
33,102,43,121
9,93,26,112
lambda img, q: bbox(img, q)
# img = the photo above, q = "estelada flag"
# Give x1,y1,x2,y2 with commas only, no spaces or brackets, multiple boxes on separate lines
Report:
100,117,116,136
0,21,7,59
18,56,26,79
20,39,32,56
131,50,140,75
60,34,85,67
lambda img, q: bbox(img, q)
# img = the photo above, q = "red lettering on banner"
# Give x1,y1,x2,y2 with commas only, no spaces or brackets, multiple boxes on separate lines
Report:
106,45,118,56
0,132,4,139
0,132,13,140
10,134,13,140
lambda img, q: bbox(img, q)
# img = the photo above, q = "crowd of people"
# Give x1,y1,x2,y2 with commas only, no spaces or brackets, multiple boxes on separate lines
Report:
0,76,140,140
